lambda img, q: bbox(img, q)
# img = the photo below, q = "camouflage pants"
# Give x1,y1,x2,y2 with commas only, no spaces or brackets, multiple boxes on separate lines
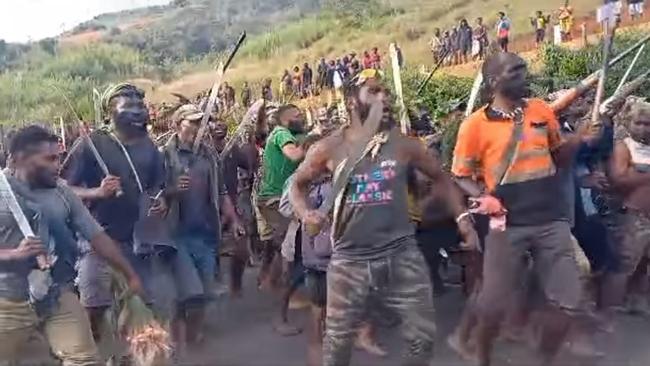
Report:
601,210,650,308
324,245,436,366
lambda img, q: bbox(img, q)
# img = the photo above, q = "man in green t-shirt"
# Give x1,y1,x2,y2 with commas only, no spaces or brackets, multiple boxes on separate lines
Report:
256,104,306,291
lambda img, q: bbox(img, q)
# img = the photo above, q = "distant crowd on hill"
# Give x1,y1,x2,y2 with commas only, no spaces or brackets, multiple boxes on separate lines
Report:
206,46,396,111
429,1,646,67
151,0,648,119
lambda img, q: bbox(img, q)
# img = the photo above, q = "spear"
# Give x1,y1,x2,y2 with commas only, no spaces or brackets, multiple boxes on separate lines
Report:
600,68,650,116
551,32,650,113
590,20,617,127
615,44,645,94
416,48,450,96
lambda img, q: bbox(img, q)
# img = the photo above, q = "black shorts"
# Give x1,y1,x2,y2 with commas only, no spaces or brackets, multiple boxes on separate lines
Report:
305,269,327,307
498,37,509,49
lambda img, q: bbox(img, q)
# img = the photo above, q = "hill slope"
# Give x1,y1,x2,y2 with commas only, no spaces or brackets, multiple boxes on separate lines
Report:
144,0,607,101
0,0,640,123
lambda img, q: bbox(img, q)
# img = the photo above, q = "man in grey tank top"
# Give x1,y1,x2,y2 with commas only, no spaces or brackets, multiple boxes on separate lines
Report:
290,72,478,366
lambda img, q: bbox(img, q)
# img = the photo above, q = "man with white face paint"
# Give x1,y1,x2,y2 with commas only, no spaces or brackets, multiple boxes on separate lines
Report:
290,69,477,366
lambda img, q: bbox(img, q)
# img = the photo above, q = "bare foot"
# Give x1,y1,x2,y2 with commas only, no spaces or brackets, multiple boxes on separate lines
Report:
273,321,303,336
447,332,479,365
355,337,388,357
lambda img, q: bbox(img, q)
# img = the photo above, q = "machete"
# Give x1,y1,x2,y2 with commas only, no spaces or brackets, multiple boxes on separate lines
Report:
193,31,247,155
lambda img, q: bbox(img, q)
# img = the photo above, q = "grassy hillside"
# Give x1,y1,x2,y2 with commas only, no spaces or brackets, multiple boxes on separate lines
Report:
149,0,605,101
0,0,643,124
64,0,325,63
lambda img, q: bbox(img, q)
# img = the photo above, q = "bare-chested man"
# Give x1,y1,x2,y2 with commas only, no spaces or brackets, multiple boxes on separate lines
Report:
603,100,650,316
289,71,477,366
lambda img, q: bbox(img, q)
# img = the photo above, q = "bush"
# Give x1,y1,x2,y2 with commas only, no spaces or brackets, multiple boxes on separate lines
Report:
540,31,650,98
0,44,150,124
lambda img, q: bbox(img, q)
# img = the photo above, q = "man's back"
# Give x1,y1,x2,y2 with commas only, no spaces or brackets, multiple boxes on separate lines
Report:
257,126,299,199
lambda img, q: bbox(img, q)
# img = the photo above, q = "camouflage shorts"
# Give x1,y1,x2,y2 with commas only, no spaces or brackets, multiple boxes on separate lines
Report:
323,245,436,366
602,210,650,308
616,210,650,275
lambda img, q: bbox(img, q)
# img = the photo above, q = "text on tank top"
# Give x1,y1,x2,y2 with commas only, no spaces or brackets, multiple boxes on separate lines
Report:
332,134,415,260
624,137,650,173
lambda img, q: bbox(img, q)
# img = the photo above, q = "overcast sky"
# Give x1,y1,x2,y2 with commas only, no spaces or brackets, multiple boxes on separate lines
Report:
0,0,170,43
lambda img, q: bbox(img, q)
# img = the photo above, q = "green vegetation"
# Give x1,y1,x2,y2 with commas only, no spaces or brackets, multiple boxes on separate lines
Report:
1,0,646,129
539,30,650,96
0,44,150,123
394,30,650,167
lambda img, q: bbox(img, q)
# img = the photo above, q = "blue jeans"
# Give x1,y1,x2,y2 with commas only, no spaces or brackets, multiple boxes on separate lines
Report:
172,233,217,302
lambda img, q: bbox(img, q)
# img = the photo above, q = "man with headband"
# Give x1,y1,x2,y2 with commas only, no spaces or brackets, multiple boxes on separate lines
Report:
289,69,477,366
63,83,167,343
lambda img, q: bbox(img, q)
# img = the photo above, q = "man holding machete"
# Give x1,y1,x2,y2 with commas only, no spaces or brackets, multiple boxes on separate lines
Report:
63,83,167,341
0,125,142,365
289,69,477,366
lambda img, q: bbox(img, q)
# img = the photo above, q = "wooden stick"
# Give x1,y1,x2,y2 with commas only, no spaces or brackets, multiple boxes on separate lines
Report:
591,21,617,126
615,44,645,94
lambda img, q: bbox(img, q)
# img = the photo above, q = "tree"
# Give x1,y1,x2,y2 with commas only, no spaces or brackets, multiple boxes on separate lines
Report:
38,38,58,56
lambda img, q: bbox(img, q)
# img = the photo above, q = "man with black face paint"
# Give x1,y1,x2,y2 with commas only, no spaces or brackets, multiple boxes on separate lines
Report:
63,83,166,342
289,70,477,366
452,53,601,366
256,105,306,291
0,125,142,365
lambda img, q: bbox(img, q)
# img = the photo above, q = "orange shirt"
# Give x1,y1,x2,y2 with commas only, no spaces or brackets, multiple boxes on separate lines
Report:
452,99,562,192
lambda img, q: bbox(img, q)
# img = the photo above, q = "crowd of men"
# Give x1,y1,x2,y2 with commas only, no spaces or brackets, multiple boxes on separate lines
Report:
0,21,650,366
278,47,387,101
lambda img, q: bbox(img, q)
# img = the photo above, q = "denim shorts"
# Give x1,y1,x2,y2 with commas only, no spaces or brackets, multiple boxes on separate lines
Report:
169,233,217,303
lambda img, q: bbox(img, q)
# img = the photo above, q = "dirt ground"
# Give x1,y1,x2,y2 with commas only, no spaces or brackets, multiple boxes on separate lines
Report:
14,268,650,366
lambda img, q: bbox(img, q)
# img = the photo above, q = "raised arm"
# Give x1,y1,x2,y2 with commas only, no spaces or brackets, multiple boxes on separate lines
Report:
289,139,331,221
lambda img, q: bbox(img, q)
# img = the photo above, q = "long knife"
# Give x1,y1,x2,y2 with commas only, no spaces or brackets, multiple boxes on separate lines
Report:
54,85,123,196
591,20,617,127
193,31,247,155
551,32,650,113
0,169,49,270
390,43,410,135
465,69,484,117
